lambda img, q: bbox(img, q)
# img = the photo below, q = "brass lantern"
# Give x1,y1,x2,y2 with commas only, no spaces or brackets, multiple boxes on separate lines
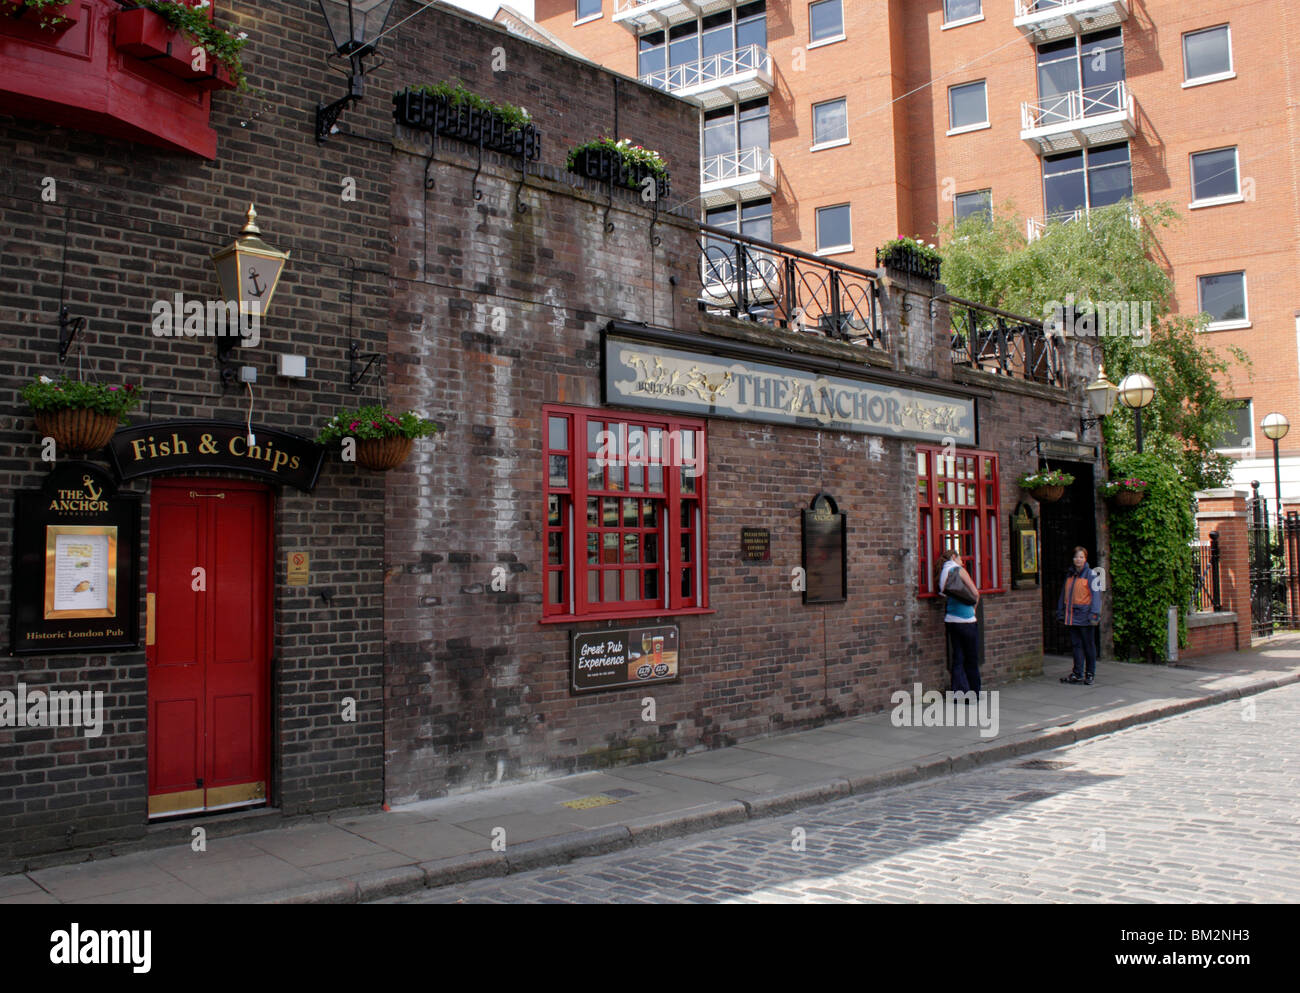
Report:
211,204,290,319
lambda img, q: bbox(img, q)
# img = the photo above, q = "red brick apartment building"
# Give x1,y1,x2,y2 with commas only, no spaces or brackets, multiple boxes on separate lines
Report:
531,0,1300,507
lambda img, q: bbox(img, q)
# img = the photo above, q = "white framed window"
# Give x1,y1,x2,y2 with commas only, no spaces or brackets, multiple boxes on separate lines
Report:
815,203,852,255
947,80,989,134
575,0,602,24
811,97,848,149
1190,147,1241,208
1183,24,1234,87
1212,399,1254,453
1197,271,1249,330
808,0,844,48
954,190,992,224
942,0,982,29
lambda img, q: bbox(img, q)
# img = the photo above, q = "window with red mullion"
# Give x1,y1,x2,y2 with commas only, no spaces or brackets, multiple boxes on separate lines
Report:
543,405,707,619
917,445,1001,595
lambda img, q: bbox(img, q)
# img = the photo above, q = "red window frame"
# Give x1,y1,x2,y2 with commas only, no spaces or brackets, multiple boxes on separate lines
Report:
542,405,709,622
917,445,1003,596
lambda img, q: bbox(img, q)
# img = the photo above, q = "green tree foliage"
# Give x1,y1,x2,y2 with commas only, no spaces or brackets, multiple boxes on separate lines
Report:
940,200,1245,490
939,199,1249,656
1106,453,1194,660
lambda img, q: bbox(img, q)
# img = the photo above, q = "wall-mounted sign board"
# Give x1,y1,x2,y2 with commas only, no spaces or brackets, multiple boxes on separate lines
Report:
572,624,680,693
108,419,324,492
802,493,847,605
11,462,140,655
604,333,975,444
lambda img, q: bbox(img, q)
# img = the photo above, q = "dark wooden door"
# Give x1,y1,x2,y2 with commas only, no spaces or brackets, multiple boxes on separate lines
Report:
1040,461,1097,654
147,480,271,818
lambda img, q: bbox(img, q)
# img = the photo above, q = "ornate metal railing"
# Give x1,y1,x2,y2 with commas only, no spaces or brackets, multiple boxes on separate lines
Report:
640,44,770,93
698,223,883,347
1022,81,1130,131
946,294,1063,386
701,146,774,187
1190,534,1222,613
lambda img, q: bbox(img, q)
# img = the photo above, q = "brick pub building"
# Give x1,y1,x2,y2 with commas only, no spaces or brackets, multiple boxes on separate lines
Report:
533,0,1300,533
1,0,1098,866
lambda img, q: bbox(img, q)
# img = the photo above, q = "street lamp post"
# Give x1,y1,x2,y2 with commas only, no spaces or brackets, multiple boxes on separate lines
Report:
1117,373,1156,454
1262,412,1290,551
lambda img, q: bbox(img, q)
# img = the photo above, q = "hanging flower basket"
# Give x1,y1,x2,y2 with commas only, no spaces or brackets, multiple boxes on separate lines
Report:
1101,476,1148,508
1029,484,1065,503
355,436,414,471
115,5,243,92
33,409,120,453
317,405,438,473
567,139,670,199
0,0,79,32
22,376,141,453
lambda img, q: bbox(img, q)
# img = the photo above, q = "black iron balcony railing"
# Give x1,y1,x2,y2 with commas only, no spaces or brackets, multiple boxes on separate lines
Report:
697,223,883,347
947,294,1063,386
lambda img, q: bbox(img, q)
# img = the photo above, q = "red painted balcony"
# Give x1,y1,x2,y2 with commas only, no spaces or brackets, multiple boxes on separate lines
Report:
0,0,234,158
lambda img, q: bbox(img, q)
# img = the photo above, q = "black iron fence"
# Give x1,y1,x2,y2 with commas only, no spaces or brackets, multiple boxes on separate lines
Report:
1190,533,1222,613
1245,486,1300,636
697,224,884,347
945,295,1064,387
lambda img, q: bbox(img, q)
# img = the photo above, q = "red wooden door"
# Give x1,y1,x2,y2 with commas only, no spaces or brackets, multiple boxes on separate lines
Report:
147,480,271,818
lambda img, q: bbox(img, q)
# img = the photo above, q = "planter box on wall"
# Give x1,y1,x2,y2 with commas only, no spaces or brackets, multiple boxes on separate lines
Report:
1,0,79,33
393,88,541,160
115,7,234,91
876,245,942,282
569,146,670,200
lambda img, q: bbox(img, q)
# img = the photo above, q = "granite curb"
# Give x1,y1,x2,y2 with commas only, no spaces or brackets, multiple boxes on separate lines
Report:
244,672,1300,904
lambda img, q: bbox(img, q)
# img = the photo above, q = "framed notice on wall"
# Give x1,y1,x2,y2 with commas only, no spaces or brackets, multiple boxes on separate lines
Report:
11,462,140,655
44,525,118,619
1010,502,1039,589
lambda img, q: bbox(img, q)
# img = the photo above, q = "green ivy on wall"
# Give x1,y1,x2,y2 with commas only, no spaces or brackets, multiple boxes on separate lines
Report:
1107,452,1194,661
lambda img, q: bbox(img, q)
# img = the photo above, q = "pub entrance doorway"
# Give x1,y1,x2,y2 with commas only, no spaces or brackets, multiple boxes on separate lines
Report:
1039,460,1098,654
146,479,272,818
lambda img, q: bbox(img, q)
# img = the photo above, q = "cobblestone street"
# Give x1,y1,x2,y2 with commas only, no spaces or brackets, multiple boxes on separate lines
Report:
390,684,1300,904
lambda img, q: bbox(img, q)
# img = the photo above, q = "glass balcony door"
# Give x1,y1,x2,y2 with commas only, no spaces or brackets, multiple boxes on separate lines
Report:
1035,27,1124,125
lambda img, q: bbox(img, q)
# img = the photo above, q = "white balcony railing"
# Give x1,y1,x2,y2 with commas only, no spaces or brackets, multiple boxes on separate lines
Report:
1013,0,1130,42
1020,81,1135,153
699,146,777,206
1026,202,1139,241
640,45,772,107
702,146,773,186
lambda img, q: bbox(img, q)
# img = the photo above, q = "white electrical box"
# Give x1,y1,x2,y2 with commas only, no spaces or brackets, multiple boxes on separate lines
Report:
278,354,307,377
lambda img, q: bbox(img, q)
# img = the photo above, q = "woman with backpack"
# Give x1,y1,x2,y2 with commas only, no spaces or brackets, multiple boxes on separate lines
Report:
938,549,980,694
1058,546,1102,685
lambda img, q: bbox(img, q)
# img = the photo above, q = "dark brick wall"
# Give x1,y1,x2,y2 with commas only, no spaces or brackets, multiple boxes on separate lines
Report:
0,0,401,867
0,0,703,865
381,133,1101,802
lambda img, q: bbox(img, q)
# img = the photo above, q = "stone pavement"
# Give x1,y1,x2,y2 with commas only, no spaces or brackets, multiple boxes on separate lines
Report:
3,635,1298,904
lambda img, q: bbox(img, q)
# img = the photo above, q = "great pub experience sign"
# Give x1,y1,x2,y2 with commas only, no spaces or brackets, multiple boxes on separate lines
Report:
108,419,325,492
604,334,975,444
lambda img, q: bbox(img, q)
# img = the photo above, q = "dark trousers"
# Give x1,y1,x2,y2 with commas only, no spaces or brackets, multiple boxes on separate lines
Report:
1069,625,1098,678
947,622,980,693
